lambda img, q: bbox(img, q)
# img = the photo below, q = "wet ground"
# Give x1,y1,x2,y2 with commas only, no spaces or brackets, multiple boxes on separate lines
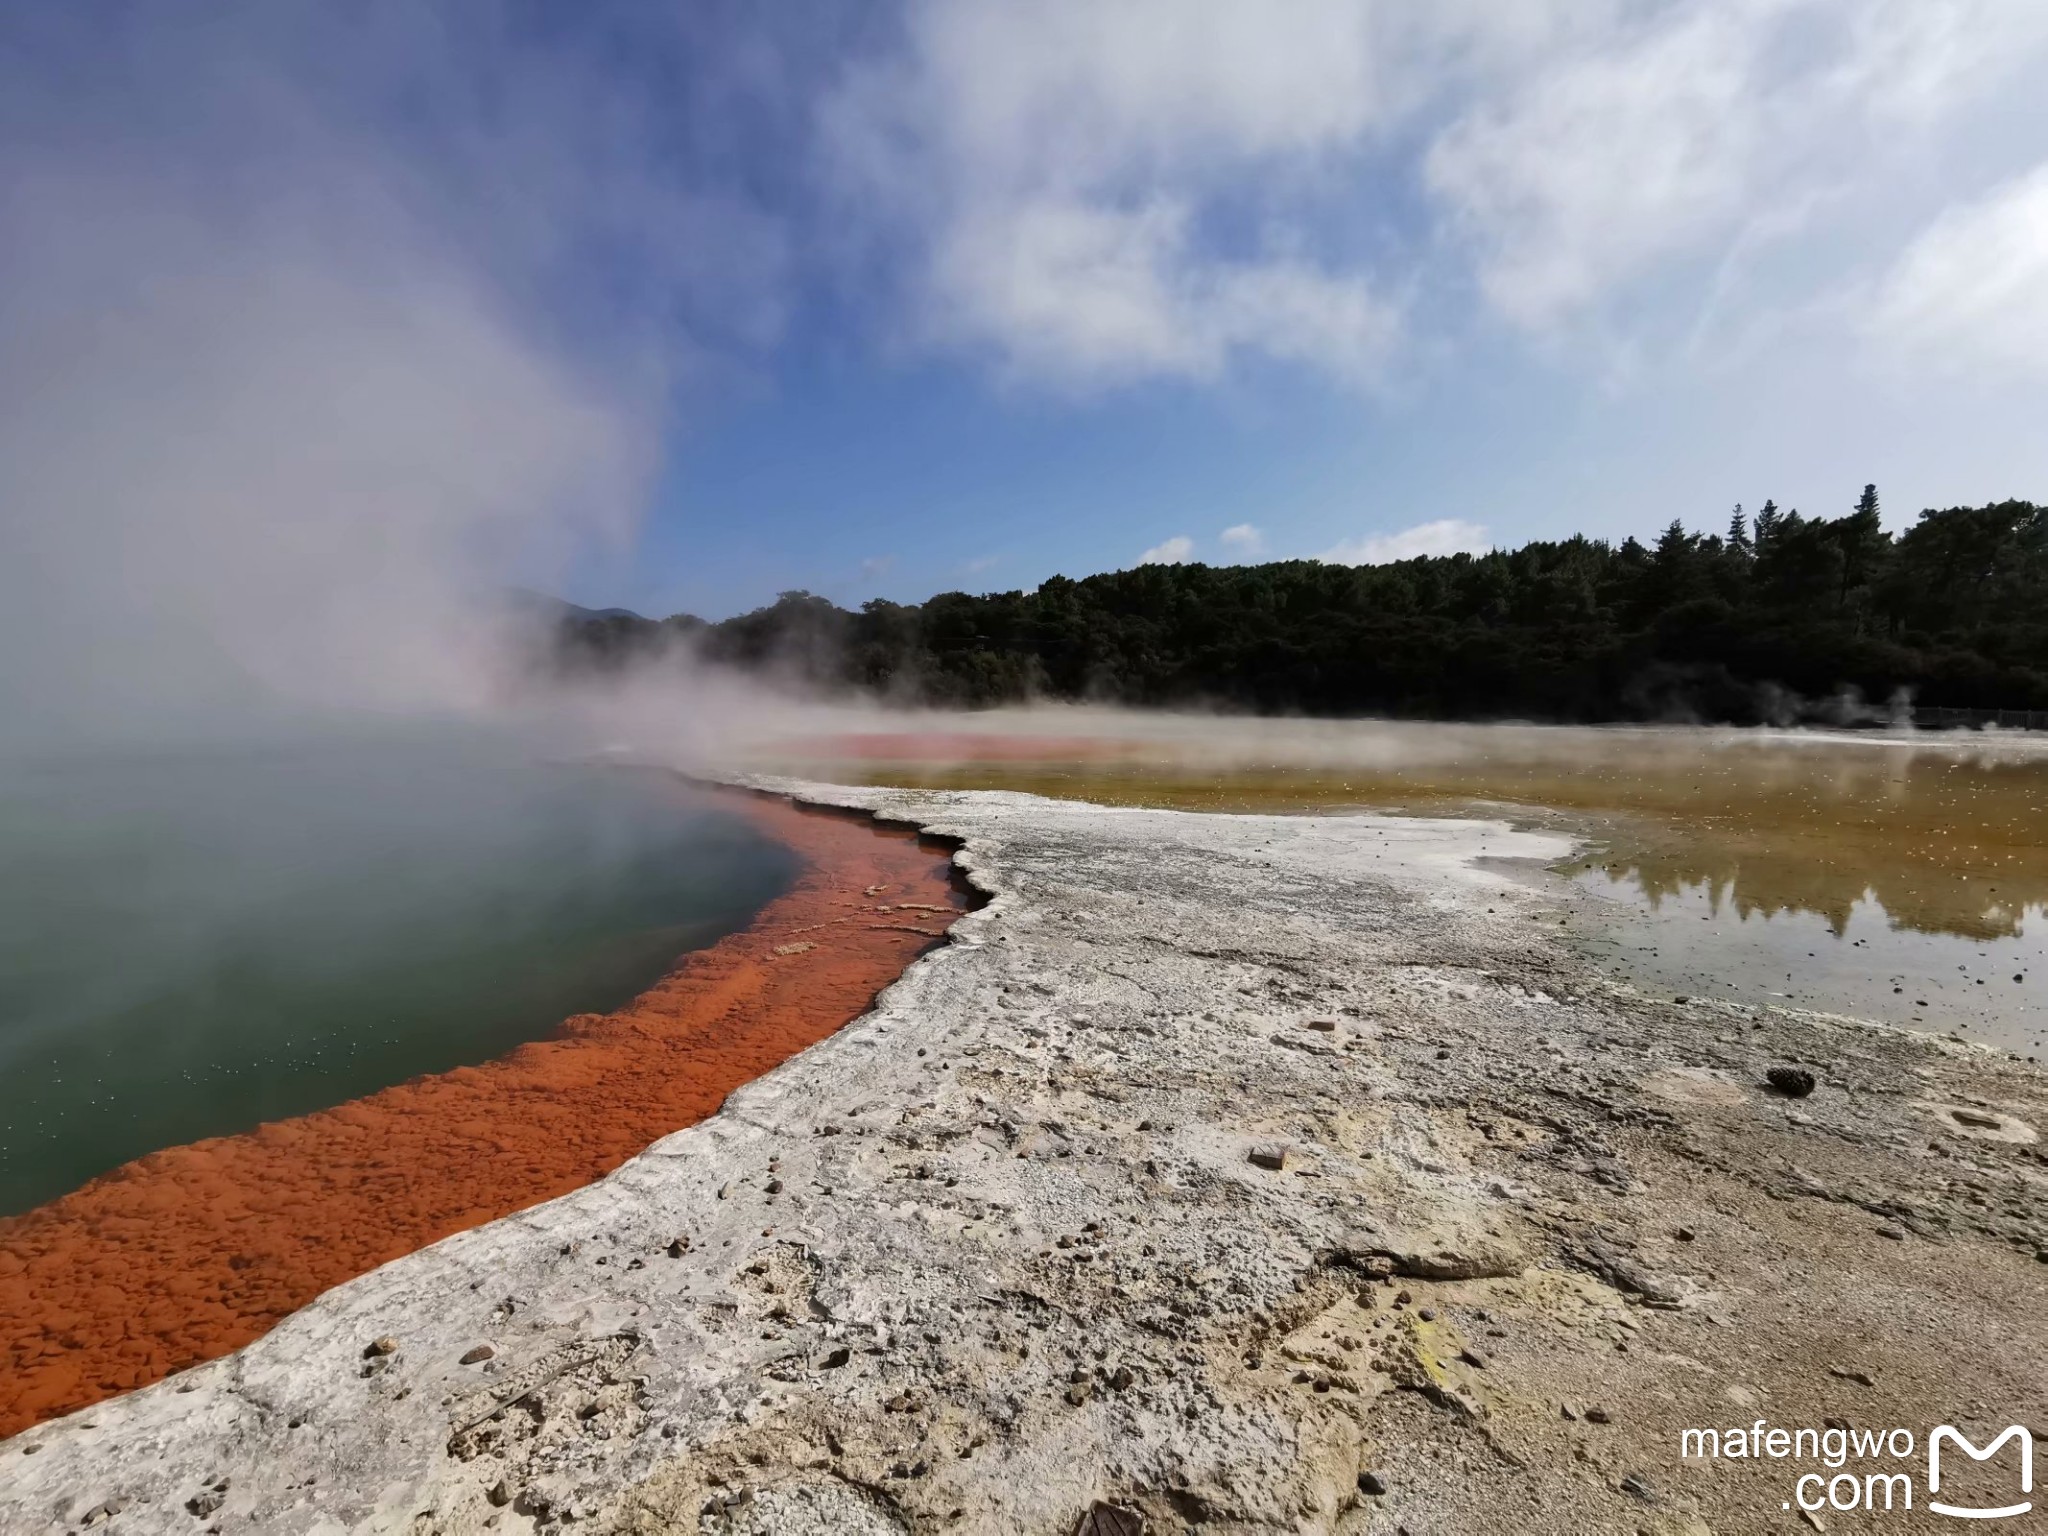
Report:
763,716,2048,1058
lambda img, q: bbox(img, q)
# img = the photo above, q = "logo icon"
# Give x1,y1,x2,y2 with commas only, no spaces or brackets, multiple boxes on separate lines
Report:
1929,1425,2032,1520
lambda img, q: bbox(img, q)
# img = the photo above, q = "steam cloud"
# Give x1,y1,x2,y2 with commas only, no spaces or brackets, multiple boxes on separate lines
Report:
0,7,717,750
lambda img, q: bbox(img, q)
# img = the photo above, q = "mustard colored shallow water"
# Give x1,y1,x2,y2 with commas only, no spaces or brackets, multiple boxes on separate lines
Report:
780,720,2048,1057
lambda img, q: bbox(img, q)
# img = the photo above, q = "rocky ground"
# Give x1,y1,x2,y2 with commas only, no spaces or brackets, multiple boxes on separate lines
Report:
4,782,2045,1535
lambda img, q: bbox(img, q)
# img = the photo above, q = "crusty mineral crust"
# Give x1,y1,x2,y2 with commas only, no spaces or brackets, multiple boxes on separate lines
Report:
4,782,2045,1535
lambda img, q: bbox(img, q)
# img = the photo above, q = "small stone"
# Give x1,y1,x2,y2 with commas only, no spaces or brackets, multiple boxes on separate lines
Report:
1673,1227,1696,1242
1357,1471,1388,1496
1074,1501,1143,1536
765,1179,784,1195
1560,1401,1582,1421
1065,1381,1093,1406
1586,1406,1612,1424
487,1481,512,1508
460,1345,494,1365
821,1346,851,1369
1876,1225,1906,1240
1110,1365,1135,1390
1619,1472,1655,1502
1460,1347,1489,1370
185,1490,226,1518
666,1237,689,1258
1248,1145,1289,1172
1307,1019,1336,1032
1765,1066,1816,1099
363,1336,399,1359
1828,1366,1875,1387
1417,1307,1436,1322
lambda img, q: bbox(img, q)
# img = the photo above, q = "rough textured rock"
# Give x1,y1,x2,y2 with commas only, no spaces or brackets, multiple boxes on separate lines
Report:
4,780,2046,1535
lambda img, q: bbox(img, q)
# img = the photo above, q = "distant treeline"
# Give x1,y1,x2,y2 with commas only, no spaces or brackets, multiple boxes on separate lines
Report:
551,492,2048,723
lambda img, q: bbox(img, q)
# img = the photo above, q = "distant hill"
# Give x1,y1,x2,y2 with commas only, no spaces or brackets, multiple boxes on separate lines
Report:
505,588,647,624
543,494,2048,725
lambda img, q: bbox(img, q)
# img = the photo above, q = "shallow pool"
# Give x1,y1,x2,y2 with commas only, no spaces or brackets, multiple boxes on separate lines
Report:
0,731,795,1214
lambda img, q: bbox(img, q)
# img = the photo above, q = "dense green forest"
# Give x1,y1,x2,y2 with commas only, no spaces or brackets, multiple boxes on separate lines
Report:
551,491,2048,724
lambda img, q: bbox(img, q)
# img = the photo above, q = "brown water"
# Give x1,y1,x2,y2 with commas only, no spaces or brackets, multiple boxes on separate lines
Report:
764,718,2048,1058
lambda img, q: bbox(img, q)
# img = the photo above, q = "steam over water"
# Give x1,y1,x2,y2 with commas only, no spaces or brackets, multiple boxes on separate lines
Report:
768,709,2048,1059
0,728,795,1215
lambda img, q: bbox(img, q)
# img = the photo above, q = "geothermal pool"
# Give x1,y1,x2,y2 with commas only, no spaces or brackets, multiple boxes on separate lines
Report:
0,734,797,1214
768,712,2048,1058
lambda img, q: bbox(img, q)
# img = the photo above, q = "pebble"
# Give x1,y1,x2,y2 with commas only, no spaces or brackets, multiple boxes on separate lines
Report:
1357,1471,1388,1496
1765,1066,1817,1099
1459,1347,1489,1370
459,1345,494,1365
1247,1145,1289,1172
1585,1406,1612,1424
362,1336,398,1359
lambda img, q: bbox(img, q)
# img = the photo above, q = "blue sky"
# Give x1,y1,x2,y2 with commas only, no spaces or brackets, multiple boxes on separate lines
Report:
7,0,2048,636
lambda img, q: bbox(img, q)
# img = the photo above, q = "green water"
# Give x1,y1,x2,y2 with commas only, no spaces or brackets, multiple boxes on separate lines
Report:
0,735,796,1215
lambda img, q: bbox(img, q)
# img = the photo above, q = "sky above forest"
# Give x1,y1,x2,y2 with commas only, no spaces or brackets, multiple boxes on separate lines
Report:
5,1,2048,626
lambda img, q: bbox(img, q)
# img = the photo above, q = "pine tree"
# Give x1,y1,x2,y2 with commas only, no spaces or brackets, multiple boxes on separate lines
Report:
1727,504,1752,556
1753,499,1782,548
1837,483,1886,610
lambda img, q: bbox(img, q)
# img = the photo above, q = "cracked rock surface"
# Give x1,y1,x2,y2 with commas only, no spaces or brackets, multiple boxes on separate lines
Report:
4,782,2046,1535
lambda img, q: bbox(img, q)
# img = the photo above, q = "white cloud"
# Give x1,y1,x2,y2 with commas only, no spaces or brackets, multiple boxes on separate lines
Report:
1424,0,2048,331
1869,161,2048,376
1219,523,1266,556
925,193,1398,392
826,0,1408,391
962,553,1002,574
1138,535,1194,566
1425,5,1765,329
1318,519,1490,566
859,554,898,580
826,0,2048,385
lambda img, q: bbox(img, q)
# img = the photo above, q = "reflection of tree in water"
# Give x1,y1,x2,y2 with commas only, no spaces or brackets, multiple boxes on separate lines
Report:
1567,843,2041,941
848,734,2048,944
1545,747,2048,942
